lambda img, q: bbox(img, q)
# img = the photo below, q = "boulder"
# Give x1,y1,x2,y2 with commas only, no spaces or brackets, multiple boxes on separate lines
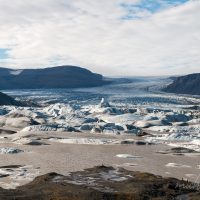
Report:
79,125,94,131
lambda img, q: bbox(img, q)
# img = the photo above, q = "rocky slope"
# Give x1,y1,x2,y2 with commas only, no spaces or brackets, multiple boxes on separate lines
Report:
164,73,200,95
0,66,107,89
0,165,199,200
0,92,23,106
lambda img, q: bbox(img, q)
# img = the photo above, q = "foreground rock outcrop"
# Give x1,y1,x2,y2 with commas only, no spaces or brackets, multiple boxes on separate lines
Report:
164,73,200,95
0,165,199,200
0,66,108,89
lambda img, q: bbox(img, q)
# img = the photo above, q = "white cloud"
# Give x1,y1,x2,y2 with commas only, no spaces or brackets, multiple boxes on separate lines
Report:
0,0,199,76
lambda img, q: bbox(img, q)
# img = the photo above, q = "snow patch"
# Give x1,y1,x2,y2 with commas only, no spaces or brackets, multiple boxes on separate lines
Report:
49,138,118,145
116,154,142,159
165,163,191,168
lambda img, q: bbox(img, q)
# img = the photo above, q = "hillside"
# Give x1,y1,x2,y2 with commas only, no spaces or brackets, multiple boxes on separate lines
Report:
164,73,200,95
0,92,23,106
0,66,107,89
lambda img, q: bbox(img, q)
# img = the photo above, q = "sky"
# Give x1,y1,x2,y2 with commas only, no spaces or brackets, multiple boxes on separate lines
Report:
0,0,199,76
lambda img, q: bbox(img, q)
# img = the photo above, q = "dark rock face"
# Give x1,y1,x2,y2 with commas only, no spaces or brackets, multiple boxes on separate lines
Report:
0,66,107,89
0,92,23,106
0,165,199,200
164,73,200,95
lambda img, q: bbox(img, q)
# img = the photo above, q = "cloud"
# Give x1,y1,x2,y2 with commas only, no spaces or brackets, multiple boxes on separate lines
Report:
0,0,199,76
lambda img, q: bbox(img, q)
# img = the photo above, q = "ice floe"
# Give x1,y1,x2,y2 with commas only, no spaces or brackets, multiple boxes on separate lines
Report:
21,125,79,132
0,148,24,154
165,163,191,168
116,154,142,159
49,138,118,145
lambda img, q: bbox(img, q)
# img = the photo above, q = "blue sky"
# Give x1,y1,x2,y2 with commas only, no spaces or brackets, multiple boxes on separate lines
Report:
0,0,199,76
121,0,189,19
0,48,9,60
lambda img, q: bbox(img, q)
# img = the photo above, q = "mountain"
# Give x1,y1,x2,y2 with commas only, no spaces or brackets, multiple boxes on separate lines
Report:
0,66,107,89
164,73,200,95
0,92,23,106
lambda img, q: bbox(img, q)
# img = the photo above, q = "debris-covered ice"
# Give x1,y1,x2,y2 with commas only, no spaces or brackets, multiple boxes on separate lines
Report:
0,76,200,154
0,76,199,189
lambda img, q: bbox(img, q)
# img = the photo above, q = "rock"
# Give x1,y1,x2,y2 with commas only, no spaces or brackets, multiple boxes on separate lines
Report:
79,124,94,131
134,141,148,145
163,113,191,123
120,140,135,144
103,123,116,128
0,165,23,169
0,165,199,199
120,140,152,145
82,117,99,124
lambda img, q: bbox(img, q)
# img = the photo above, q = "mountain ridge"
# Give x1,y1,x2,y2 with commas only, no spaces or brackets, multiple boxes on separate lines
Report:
0,65,108,89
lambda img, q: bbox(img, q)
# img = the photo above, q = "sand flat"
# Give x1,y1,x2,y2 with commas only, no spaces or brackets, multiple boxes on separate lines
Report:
0,131,199,188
